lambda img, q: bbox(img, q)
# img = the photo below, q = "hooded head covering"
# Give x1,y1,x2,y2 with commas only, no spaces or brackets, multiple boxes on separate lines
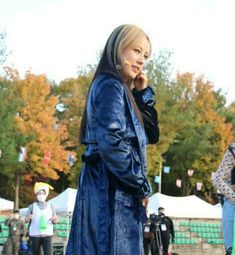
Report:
34,182,54,197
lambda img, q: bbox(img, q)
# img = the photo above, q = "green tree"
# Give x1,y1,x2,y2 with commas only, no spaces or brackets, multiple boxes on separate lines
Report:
220,101,235,137
53,66,94,188
10,73,71,207
0,76,30,207
145,52,186,192
164,73,233,201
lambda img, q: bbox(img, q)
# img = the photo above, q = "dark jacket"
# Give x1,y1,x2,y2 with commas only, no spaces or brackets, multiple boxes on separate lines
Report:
66,74,159,255
159,214,175,240
5,217,24,238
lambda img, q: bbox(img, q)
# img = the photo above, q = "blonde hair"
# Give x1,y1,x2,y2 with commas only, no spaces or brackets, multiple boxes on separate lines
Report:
80,24,151,142
104,24,151,76
118,25,151,63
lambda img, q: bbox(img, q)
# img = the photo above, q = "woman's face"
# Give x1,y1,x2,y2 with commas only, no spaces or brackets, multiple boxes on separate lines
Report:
120,36,150,83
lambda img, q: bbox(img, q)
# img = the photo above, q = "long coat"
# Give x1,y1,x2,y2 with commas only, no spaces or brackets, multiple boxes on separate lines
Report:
66,74,159,255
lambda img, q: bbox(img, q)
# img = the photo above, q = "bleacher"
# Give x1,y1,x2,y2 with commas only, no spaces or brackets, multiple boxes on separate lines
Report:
170,219,224,255
1,215,224,255
0,216,8,246
53,216,71,240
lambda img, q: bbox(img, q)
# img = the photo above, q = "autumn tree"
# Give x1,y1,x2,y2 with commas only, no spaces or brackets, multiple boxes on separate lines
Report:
0,37,29,205
53,66,94,188
220,101,235,137
0,76,29,203
145,52,187,192
164,73,233,200
13,73,70,207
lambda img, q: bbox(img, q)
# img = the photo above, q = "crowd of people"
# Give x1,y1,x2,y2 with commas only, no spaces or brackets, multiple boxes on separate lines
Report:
1,205,175,255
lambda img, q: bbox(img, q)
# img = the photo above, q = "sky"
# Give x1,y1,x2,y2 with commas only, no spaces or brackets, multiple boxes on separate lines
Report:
0,0,235,103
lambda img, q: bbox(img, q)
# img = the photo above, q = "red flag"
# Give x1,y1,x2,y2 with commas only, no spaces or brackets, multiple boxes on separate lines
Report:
44,151,51,166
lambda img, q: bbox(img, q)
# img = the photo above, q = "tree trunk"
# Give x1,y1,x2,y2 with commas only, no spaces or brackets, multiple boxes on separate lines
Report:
14,172,20,210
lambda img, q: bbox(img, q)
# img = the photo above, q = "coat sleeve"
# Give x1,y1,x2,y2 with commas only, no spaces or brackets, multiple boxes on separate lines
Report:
132,86,159,144
94,79,151,197
168,217,175,239
212,144,235,203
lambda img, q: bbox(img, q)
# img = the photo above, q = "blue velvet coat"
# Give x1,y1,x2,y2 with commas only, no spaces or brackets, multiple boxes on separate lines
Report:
66,74,159,255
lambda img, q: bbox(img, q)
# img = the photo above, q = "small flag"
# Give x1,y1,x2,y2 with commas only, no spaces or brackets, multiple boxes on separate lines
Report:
196,182,202,191
176,179,182,188
44,151,51,166
68,153,75,166
163,166,171,174
18,147,27,162
188,169,194,177
154,176,160,183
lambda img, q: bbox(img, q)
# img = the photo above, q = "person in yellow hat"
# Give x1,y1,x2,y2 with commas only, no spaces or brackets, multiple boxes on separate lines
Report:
25,182,58,255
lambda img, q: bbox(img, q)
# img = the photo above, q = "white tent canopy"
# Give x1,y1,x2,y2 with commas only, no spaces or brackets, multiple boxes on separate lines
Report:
48,187,77,214
148,193,222,219
0,197,14,211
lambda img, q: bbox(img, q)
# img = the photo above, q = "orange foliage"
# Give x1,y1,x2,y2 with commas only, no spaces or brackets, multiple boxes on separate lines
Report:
194,77,233,153
15,73,70,180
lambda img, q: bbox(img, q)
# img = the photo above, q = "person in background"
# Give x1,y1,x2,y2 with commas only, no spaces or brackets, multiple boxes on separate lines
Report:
66,24,159,255
143,213,162,255
212,143,235,255
158,207,175,255
5,209,25,255
26,182,58,255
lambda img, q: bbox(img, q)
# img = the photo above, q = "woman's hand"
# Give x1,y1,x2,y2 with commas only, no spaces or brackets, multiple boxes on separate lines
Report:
142,197,149,208
133,70,148,91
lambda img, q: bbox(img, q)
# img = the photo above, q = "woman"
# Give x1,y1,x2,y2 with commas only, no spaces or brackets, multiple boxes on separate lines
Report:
26,182,58,255
66,24,159,255
212,143,235,255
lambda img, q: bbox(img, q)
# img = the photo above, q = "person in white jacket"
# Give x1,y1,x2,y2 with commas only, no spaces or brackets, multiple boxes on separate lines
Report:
212,143,235,255
26,182,58,255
